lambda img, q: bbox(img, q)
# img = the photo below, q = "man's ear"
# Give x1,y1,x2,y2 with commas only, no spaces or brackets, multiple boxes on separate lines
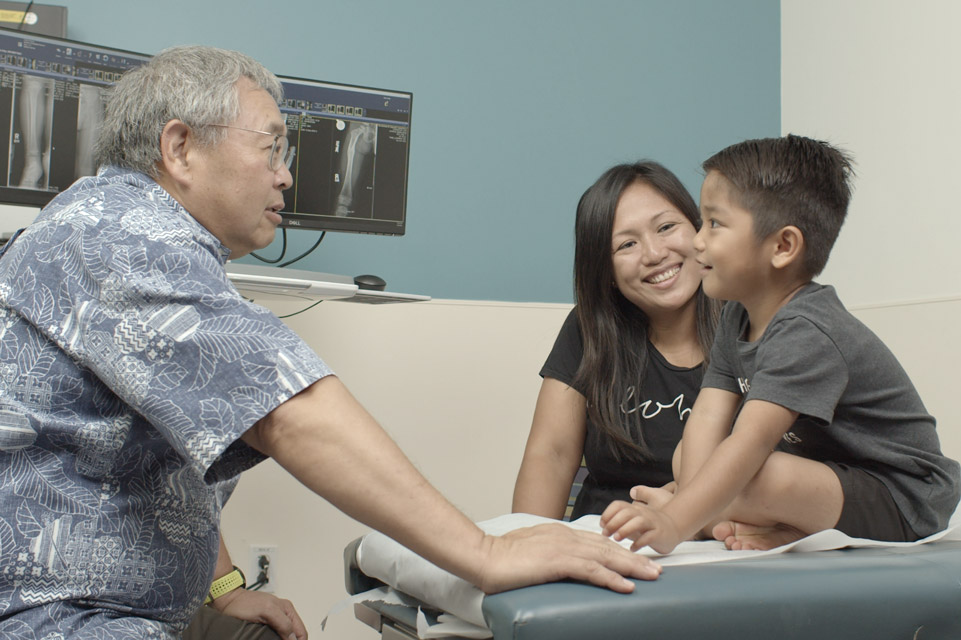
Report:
770,225,804,270
158,119,193,186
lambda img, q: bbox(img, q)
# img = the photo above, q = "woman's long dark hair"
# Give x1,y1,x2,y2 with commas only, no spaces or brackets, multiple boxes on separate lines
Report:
572,161,720,461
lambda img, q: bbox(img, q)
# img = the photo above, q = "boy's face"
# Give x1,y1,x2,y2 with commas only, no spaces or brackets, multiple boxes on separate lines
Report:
694,171,769,303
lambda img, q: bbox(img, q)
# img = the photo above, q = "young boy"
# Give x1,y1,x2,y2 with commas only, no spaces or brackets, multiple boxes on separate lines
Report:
601,135,960,553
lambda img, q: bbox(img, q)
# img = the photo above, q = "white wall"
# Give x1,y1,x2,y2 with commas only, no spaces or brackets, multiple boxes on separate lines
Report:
781,0,961,308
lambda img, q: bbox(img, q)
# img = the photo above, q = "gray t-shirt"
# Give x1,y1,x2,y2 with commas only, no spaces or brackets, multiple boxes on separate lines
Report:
702,283,960,537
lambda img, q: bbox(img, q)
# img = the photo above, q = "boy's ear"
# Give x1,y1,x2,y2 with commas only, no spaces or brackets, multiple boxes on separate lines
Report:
770,225,804,270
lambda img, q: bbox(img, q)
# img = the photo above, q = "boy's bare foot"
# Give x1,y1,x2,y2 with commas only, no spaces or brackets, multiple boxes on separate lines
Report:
712,521,807,550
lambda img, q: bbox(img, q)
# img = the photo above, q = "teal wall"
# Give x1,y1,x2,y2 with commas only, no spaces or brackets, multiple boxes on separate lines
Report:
55,0,779,302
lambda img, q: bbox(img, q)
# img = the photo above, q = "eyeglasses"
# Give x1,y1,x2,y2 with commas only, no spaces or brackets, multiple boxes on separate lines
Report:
205,124,294,171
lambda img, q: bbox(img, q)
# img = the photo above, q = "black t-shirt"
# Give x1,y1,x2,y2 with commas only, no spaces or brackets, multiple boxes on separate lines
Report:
540,309,703,518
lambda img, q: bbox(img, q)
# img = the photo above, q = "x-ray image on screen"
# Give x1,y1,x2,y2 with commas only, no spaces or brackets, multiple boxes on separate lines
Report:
334,121,375,218
14,74,53,188
75,83,106,178
8,74,103,188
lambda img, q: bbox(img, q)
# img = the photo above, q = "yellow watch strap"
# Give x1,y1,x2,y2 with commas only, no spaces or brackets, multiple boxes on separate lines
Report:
205,567,246,604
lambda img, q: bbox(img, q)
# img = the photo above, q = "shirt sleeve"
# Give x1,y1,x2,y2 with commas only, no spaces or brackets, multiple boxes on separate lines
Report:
700,301,743,394
539,308,583,392
103,263,332,481
747,315,849,424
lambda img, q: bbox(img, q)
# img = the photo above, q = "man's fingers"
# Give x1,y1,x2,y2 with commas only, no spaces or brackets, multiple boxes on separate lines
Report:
552,528,662,590
257,596,308,640
283,599,309,640
478,523,661,594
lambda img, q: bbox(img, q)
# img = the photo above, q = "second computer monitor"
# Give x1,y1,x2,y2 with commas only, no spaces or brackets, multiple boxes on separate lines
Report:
278,77,412,237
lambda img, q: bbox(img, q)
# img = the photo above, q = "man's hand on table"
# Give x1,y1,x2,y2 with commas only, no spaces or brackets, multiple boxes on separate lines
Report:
472,522,662,594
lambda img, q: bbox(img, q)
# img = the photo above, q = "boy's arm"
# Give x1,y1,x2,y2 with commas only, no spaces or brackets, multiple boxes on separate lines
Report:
676,388,742,489
604,398,798,553
665,399,799,537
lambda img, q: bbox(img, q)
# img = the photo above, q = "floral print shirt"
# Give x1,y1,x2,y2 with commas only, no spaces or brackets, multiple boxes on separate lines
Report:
0,167,332,638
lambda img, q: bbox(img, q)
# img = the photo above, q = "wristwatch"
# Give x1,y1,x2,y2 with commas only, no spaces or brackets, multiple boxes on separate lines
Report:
205,566,246,604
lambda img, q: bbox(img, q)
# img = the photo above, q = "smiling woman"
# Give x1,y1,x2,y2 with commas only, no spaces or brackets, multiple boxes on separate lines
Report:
513,161,722,520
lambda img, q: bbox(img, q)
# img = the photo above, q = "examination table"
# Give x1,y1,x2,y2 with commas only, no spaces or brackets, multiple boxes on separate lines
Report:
343,514,961,639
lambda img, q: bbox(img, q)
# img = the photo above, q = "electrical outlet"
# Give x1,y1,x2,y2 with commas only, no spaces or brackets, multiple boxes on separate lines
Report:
248,544,278,593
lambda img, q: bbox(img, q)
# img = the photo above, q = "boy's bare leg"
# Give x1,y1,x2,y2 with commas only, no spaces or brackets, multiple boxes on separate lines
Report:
704,450,844,550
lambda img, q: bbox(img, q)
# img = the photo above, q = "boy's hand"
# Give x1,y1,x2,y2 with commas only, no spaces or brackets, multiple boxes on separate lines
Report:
630,483,675,510
600,501,683,555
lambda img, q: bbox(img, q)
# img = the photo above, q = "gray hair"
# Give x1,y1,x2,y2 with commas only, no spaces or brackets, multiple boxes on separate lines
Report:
95,45,284,177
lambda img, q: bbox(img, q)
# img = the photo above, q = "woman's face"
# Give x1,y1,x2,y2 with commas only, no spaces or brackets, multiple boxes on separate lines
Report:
610,181,701,320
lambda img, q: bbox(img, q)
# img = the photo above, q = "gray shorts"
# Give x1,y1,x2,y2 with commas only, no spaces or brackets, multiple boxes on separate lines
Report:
825,462,920,542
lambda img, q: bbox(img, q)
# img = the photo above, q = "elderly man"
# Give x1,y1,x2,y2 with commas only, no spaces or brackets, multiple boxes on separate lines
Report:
0,46,661,638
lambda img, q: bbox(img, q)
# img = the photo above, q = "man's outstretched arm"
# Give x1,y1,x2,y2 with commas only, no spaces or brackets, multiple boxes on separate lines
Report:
241,375,662,594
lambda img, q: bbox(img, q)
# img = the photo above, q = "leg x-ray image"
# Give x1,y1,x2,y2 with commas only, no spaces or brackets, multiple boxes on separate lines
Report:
334,121,376,217
16,74,55,189
75,84,106,179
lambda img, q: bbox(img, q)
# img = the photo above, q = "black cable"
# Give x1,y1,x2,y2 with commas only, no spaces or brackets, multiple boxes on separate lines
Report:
247,229,328,316
17,2,34,30
277,298,323,319
249,228,288,264
278,231,326,268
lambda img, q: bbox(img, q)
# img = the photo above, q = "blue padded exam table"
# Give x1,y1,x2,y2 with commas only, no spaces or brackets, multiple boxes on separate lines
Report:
345,537,961,639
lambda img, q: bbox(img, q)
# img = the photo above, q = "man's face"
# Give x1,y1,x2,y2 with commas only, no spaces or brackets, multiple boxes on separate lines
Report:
189,78,292,258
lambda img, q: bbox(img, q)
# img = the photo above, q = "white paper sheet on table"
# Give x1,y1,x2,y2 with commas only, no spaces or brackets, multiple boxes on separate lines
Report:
354,509,961,638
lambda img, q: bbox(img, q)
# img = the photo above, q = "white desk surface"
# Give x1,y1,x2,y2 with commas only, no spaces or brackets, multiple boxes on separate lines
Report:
225,262,429,305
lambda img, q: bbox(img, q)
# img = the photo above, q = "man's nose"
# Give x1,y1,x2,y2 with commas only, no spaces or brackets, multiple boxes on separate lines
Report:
276,164,293,190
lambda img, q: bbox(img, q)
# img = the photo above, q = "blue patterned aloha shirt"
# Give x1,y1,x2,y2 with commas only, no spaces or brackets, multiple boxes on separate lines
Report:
0,167,333,638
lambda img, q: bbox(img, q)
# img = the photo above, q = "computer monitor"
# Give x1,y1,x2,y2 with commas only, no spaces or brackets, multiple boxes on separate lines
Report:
279,77,412,236
0,26,149,207
0,27,413,237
